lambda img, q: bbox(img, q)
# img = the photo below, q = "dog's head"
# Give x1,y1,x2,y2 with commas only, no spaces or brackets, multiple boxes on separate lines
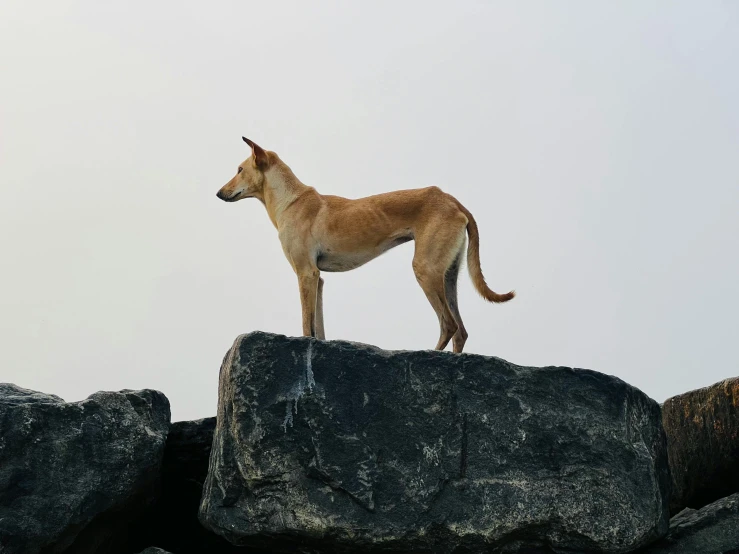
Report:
216,137,271,202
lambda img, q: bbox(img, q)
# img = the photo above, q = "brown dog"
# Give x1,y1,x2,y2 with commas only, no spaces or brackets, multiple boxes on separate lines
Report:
216,138,514,353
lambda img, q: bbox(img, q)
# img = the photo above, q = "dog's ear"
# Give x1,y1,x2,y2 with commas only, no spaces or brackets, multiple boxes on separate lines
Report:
242,137,269,169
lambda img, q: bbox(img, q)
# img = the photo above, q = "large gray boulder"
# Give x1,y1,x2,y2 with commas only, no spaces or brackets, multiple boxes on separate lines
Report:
0,384,170,554
643,493,739,553
661,377,739,515
200,332,670,553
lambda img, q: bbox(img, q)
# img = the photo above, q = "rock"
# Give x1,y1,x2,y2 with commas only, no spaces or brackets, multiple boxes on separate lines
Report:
662,377,739,514
131,417,252,553
138,549,173,554
0,384,170,554
164,417,218,485
642,493,739,553
200,332,670,553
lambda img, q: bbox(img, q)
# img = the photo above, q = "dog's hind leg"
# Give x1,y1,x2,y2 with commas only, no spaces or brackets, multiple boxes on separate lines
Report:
445,247,469,353
413,261,456,351
315,277,326,340
413,229,467,351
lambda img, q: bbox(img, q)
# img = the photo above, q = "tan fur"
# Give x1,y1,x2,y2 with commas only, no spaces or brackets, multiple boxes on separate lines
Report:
217,138,515,353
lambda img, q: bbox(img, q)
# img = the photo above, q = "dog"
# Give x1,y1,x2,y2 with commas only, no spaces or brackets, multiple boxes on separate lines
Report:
216,137,514,353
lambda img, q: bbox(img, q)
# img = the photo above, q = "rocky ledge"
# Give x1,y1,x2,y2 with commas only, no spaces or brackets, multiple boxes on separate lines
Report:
1,332,738,553
199,332,670,553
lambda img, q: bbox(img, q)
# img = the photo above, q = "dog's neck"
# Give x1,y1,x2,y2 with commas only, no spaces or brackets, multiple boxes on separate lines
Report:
260,160,312,229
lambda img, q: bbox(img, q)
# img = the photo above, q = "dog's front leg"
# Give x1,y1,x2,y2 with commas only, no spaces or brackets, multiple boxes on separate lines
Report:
297,269,320,338
315,277,326,340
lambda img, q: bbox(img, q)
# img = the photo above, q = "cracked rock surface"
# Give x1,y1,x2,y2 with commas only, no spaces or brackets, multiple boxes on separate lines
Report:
199,332,670,553
0,384,170,554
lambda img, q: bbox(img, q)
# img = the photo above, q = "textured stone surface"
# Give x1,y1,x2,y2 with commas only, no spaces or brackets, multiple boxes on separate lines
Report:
662,377,739,515
642,493,739,553
165,417,218,484
0,383,170,554
137,549,173,554
200,331,670,553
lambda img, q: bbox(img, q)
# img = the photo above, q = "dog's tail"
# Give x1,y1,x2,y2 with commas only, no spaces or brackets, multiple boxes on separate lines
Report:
455,200,515,303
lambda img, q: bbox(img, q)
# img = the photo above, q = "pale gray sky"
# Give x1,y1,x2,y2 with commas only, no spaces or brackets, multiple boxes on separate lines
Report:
1,2,737,421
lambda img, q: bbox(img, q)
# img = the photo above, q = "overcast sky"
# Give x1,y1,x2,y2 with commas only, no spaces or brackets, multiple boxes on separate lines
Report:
1,2,737,421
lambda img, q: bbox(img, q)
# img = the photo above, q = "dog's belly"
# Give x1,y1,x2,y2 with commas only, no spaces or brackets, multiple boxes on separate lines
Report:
317,235,412,272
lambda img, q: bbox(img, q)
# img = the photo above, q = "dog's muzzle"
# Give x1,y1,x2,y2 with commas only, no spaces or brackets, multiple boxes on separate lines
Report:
216,190,236,201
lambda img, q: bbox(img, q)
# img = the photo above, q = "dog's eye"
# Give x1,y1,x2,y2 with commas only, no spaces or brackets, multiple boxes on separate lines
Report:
237,167,243,174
